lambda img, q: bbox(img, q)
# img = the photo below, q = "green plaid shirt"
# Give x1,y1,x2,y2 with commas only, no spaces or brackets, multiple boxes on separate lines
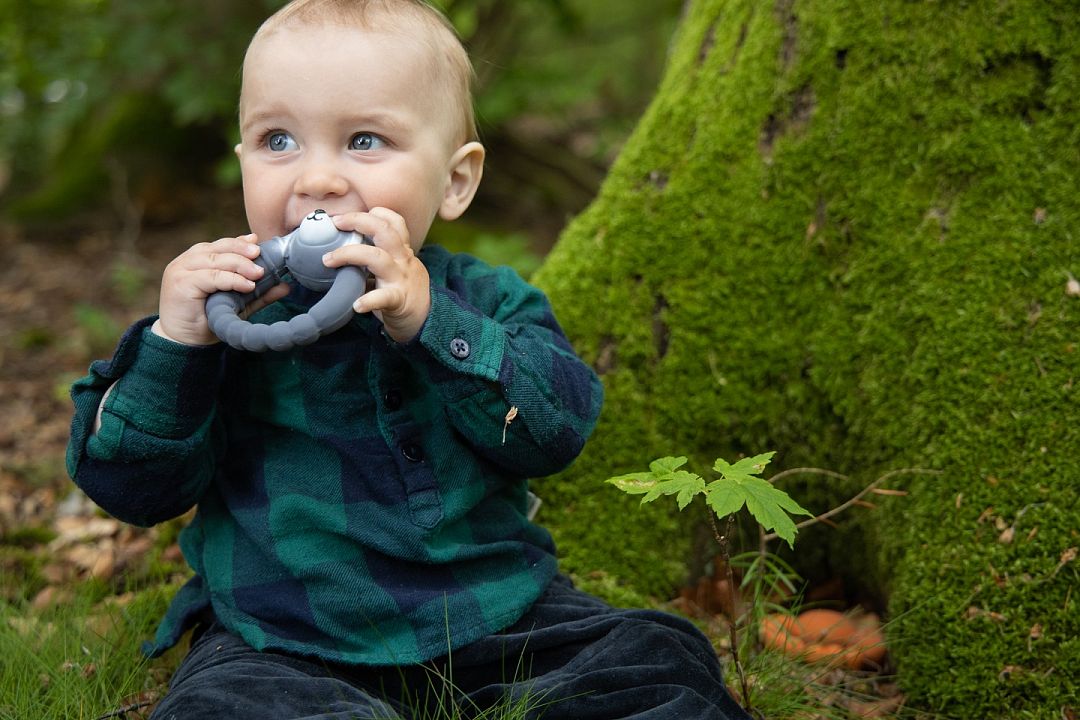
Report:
67,245,603,666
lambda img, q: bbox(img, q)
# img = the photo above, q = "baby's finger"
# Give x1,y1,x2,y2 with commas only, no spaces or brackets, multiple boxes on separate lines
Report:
353,286,405,315
199,253,267,282
239,282,291,319
367,207,409,242
205,234,262,259
332,211,410,254
185,243,264,280
321,241,384,269
324,243,406,285
188,267,261,296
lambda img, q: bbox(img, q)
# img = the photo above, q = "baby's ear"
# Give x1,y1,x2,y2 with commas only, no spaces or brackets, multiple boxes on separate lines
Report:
439,142,485,221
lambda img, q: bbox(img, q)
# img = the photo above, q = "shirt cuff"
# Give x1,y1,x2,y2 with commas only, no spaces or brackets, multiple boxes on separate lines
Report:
393,286,506,388
104,327,225,439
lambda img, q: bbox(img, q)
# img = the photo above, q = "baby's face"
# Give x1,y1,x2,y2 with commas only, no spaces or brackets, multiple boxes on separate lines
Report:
236,22,465,248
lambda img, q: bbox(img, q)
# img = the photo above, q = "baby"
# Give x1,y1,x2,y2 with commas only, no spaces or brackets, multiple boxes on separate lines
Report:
66,1,751,717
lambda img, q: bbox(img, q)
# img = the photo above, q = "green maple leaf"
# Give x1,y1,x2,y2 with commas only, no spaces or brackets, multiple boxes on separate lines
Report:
644,470,706,509
705,480,746,518
606,471,660,496
707,452,812,548
608,450,812,549
648,456,688,474
606,456,687,497
607,457,705,510
712,452,777,483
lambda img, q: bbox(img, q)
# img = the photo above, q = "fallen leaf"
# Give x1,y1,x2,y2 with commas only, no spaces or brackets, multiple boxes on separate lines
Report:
847,694,905,718
162,542,184,563
1028,623,1043,652
48,516,120,550
998,664,1025,681
966,606,1006,622
1053,547,1078,577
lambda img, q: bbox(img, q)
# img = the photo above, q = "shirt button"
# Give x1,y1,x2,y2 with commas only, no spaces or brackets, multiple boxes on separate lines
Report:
401,442,424,463
449,338,470,359
383,388,403,411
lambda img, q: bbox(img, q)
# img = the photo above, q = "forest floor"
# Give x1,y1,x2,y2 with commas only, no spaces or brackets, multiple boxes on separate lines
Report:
0,208,910,718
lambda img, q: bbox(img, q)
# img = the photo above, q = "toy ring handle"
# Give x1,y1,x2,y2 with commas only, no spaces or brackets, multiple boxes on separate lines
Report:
205,265,368,351
205,211,370,351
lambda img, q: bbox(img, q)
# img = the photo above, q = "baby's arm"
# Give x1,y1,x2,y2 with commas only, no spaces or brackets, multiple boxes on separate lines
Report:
68,318,223,527
395,253,603,478
325,210,601,474
69,235,288,526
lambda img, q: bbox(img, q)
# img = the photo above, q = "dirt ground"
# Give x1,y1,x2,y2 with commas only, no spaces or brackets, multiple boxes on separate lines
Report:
0,201,244,542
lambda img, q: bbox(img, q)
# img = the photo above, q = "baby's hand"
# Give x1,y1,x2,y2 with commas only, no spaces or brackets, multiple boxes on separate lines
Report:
323,208,431,343
157,234,289,346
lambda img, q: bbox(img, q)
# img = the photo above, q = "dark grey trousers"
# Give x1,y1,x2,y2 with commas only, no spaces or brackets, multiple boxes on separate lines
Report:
150,575,751,720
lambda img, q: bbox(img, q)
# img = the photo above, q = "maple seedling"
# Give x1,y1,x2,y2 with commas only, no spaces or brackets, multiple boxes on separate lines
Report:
607,451,812,713
607,452,811,548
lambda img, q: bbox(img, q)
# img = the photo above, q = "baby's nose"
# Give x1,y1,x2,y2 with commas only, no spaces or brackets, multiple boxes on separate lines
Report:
294,159,349,199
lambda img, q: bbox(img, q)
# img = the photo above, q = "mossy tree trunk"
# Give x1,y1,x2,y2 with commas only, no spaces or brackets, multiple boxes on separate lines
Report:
532,0,1080,715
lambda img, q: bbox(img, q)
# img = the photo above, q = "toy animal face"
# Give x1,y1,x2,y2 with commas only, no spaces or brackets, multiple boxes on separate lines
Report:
296,209,338,246
286,209,349,291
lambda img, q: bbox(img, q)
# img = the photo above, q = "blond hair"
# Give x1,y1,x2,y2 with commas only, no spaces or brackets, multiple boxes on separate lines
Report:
250,0,477,143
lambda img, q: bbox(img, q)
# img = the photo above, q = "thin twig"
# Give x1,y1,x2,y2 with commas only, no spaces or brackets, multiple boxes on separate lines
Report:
761,468,942,543
768,467,850,485
94,700,155,720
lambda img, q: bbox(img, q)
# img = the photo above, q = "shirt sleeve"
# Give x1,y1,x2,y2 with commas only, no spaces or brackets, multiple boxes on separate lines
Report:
66,317,226,527
394,254,603,477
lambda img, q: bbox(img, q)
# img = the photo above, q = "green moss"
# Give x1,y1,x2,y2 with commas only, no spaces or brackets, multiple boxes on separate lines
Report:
534,0,1080,715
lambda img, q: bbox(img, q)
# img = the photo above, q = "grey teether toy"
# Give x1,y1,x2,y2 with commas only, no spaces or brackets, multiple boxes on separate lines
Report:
205,210,371,351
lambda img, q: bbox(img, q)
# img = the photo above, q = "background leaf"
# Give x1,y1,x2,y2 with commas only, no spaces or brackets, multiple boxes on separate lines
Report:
606,472,658,495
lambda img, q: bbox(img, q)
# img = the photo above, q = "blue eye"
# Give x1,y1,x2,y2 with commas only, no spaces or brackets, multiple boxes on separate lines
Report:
266,132,297,152
349,133,384,151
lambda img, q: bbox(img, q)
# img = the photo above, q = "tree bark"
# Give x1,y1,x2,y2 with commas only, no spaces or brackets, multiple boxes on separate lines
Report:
533,0,1080,715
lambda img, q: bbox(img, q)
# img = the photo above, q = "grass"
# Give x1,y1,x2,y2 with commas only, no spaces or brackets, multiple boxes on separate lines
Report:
378,665,569,720
0,569,920,720
0,579,178,720
0,557,566,720
0,522,932,720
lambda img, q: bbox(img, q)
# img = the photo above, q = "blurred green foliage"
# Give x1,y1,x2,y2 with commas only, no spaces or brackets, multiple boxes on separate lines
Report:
0,0,682,230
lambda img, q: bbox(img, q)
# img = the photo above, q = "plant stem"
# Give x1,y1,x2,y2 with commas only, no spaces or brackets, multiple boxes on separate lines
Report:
760,467,940,543
710,511,752,713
